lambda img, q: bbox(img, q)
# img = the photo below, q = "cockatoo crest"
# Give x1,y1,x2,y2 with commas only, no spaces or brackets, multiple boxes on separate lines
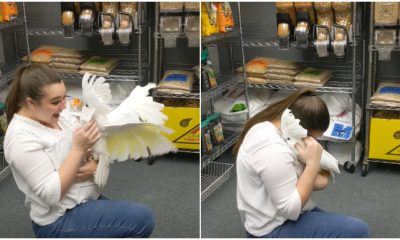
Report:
80,73,177,187
281,109,340,180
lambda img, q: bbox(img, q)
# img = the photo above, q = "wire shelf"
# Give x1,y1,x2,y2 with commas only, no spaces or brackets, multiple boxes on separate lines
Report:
202,29,240,46
154,91,200,99
0,18,25,30
243,36,364,49
201,131,240,169
201,161,234,201
202,75,244,101
368,103,400,111
27,27,145,36
248,79,360,94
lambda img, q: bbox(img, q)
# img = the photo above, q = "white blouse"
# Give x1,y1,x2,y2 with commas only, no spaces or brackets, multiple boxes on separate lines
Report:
4,111,100,226
236,121,316,237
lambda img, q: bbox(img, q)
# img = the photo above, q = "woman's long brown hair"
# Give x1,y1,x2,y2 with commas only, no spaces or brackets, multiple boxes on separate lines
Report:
232,88,330,155
5,64,62,123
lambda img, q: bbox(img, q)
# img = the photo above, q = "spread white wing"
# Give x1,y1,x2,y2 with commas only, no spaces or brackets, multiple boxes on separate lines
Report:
81,73,176,187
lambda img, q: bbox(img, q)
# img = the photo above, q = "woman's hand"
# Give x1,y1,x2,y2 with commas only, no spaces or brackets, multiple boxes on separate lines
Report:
295,136,323,171
314,169,330,191
75,159,98,182
72,120,101,154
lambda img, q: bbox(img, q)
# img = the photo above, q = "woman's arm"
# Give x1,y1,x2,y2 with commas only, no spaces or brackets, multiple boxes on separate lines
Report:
295,137,323,207
58,120,100,196
314,169,330,191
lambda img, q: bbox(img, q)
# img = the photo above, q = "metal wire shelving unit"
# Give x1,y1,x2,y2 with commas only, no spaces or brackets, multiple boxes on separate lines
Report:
0,3,151,181
201,3,248,201
239,3,366,174
362,3,400,176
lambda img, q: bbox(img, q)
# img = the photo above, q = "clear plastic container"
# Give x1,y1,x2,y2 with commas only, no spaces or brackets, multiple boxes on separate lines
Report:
375,29,396,61
160,15,182,48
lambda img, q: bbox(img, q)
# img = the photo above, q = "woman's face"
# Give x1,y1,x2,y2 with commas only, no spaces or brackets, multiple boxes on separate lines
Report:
308,130,324,139
30,82,67,126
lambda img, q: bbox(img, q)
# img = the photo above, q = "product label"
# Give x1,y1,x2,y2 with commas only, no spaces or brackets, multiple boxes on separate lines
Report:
212,122,225,144
302,70,321,76
330,123,353,140
379,86,400,95
165,74,188,82
174,124,199,144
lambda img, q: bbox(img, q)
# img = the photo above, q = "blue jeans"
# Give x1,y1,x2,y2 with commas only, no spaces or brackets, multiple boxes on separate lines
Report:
247,208,370,238
32,196,154,238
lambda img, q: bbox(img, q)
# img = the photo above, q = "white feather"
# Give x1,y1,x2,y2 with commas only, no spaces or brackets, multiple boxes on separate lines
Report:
281,109,340,180
80,73,177,187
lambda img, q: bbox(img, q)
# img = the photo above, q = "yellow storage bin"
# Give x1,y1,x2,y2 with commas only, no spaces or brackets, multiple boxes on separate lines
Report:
369,117,400,161
162,107,200,150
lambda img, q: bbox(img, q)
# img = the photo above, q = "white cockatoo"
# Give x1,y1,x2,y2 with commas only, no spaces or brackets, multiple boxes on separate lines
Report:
280,109,340,180
78,73,177,187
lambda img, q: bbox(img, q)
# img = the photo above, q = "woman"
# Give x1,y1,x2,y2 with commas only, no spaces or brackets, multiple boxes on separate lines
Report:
233,89,369,238
4,64,154,238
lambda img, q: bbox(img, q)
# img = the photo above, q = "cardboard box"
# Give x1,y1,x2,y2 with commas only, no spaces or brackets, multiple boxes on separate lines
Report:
369,117,400,161
162,107,199,150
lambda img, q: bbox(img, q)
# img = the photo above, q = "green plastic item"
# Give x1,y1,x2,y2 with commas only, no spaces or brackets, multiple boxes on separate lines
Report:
207,112,221,122
230,103,247,112
201,119,210,129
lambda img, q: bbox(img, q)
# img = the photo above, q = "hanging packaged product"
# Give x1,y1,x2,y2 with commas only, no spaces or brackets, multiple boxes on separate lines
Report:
78,2,95,35
216,2,234,33
276,2,296,28
117,3,137,45
276,2,296,50
61,2,76,38
201,2,219,37
160,15,182,48
1,2,18,22
314,2,334,57
160,2,184,13
184,15,200,47
294,2,315,48
207,112,225,145
157,70,194,94
184,2,199,13
332,3,352,57
201,119,213,154
98,3,119,45
374,29,396,61
374,2,399,26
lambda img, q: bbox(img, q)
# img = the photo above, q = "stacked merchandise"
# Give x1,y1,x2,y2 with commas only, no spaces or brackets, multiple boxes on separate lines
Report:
201,112,225,155
23,46,119,77
22,45,64,64
49,48,86,74
156,69,195,94
201,47,217,91
239,57,332,87
294,67,333,87
201,2,235,37
370,82,400,107
80,56,118,76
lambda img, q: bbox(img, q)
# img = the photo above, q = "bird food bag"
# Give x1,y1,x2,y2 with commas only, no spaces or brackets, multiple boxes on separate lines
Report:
158,70,194,93
80,56,118,72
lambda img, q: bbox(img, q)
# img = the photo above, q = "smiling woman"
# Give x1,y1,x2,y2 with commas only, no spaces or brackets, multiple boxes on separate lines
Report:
3,63,155,238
